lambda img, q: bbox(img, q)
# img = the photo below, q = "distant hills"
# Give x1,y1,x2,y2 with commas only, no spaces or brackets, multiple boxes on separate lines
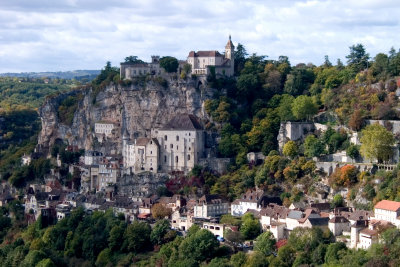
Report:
0,70,100,80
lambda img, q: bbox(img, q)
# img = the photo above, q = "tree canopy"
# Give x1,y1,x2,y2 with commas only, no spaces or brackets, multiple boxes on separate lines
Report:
360,123,395,162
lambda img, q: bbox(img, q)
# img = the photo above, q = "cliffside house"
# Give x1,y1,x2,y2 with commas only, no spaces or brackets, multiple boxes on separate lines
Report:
84,151,103,165
231,189,282,216
187,36,235,77
374,200,400,226
193,194,229,219
123,133,160,173
153,114,205,173
120,56,162,80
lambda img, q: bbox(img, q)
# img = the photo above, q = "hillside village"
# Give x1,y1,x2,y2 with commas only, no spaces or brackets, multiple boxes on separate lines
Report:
3,37,399,258
2,34,400,266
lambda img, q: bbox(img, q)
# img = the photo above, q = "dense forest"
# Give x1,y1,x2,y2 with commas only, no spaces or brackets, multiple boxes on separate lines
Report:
1,43,400,266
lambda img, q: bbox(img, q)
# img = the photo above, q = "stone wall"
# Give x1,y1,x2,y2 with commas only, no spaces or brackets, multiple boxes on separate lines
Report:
277,121,315,151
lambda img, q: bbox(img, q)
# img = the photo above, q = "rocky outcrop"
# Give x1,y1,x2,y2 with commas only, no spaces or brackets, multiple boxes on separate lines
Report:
38,77,216,154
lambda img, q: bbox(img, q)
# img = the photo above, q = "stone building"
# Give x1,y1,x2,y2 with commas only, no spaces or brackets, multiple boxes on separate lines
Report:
153,114,205,173
187,36,235,77
95,121,116,137
193,194,229,219
120,56,162,80
123,132,160,173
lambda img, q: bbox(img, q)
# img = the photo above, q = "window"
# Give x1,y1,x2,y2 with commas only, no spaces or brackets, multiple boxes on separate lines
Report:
164,156,167,162
150,151,152,154
164,135,167,141
176,156,178,163
176,136,179,141
189,133,191,136
170,144,173,149
177,146,178,150
189,147,191,151
188,155,190,160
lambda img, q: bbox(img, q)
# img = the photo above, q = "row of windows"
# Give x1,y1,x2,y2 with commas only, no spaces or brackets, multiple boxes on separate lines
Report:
163,155,191,163
164,133,193,141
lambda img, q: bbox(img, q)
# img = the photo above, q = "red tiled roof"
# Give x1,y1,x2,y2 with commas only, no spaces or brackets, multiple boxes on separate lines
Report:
137,213,151,219
360,228,378,236
375,200,400,212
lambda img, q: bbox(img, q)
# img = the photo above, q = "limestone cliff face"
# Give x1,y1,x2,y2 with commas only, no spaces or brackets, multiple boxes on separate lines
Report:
38,78,215,154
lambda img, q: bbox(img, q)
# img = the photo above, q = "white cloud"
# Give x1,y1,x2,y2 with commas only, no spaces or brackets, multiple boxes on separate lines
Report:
0,0,399,72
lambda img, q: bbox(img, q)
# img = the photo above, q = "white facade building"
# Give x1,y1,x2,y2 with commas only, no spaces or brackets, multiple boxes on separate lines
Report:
95,122,116,137
153,114,205,173
374,200,400,226
187,36,235,77
123,135,159,173
84,151,103,165
193,195,229,219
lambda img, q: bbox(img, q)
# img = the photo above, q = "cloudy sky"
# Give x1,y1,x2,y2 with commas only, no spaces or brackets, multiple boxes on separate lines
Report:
1,0,399,73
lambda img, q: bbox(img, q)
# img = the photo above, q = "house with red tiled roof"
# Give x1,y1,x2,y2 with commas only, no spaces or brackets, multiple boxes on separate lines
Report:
374,200,400,226
187,36,235,77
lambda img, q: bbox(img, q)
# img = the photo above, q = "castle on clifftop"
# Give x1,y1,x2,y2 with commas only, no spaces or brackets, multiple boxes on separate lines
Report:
120,36,235,79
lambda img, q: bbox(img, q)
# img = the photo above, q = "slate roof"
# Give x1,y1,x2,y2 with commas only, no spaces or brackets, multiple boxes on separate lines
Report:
188,51,223,57
161,114,203,131
310,202,331,212
287,210,303,220
308,217,329,226
329,216,349,223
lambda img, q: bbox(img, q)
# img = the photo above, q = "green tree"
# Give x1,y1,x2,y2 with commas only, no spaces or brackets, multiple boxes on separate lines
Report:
123,221,151,253
150,219,171,245
234,43,248,74
291,95,318,121
304,135,324,158
159,56,179,73
283,141,298,158
237,73,259,100
333,194,344,208
346,44,370,73
179,229,219,262
36,258,56,267
108,225,124,251
346,144,360,159
124,56,144,63
360,124,395,162
95,248,112,267
240,213,261,240
254,231,276,257
325,242,347,264
230,251,247,267
277,94,295,121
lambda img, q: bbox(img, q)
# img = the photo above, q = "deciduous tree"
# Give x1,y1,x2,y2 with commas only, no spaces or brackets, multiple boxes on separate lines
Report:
360,124,395,162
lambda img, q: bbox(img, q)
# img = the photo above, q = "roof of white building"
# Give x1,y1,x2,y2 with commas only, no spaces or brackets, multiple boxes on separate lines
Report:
375,200,400,212
187,51,223,57
161,114,203,131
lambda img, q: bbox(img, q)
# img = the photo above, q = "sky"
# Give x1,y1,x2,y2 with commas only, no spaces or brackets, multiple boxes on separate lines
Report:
0,0,399,73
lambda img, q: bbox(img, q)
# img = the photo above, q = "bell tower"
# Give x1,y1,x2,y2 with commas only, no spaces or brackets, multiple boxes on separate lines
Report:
225,35,235,60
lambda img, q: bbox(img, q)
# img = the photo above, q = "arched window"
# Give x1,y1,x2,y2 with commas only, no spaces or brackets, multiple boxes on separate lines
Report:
188,155,190,160
176,136,179,141
175,156,178,163
164,135,167,141
164,155,167,162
